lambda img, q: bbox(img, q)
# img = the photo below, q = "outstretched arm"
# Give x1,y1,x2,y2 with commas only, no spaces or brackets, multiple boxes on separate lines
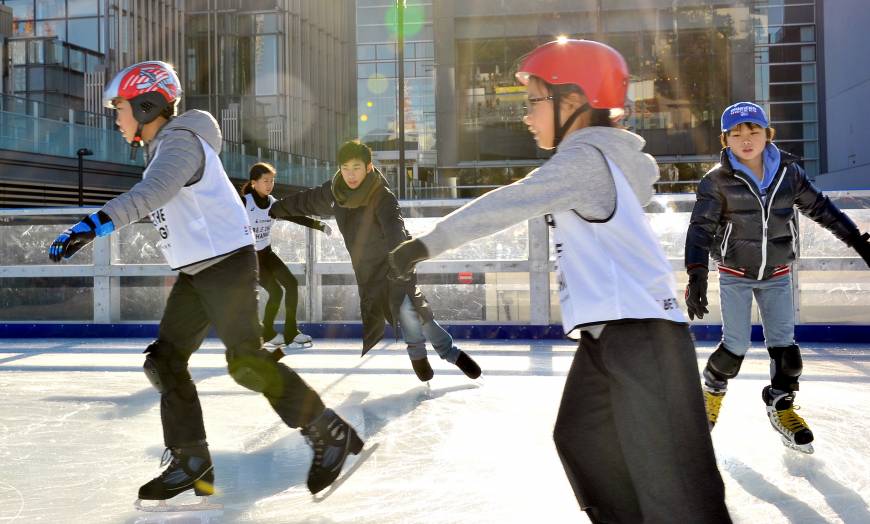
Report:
793,165,861,244
280,215,329,233
270,182,335,219
415,147,614,257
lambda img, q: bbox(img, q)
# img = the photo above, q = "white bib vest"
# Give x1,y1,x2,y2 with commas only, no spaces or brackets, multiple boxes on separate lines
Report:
244,193,276,251
551,155,685,339
147,137,254,270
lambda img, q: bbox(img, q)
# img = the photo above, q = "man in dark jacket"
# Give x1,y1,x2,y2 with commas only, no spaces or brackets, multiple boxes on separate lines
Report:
684,101,870,453
270,140,481,381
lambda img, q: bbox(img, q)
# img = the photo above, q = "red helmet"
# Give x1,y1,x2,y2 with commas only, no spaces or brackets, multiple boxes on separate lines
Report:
516,39,629,109
103,61,182,124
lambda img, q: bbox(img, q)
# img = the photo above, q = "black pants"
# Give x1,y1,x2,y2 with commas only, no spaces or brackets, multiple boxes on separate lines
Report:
150,248,325,447
257,247,301,339
553,320,731,524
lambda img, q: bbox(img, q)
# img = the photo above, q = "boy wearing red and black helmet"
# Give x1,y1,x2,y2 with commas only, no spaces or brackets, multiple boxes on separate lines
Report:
48,61,365,507
390,40,730,523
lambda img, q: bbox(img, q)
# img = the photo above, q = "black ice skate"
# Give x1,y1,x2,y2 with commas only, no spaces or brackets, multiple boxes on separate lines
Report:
763,386,814,454
455,350,482,379
135,445,222,512
411,357,434,381
301,408,365,494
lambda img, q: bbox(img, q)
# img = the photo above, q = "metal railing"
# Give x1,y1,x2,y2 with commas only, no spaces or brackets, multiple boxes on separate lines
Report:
1,192,869,326
0,93,335,186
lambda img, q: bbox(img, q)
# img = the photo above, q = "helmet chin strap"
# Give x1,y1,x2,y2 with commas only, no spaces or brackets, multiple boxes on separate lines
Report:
129,122,144,160
552,95,590,149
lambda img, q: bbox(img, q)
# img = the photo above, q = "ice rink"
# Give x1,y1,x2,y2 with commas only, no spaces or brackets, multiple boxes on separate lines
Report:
0,337,868,524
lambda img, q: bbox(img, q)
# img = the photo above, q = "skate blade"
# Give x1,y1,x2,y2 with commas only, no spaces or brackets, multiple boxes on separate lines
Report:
312,443,380,502
286,341,313,350
135,496,223,512
780,436,814,454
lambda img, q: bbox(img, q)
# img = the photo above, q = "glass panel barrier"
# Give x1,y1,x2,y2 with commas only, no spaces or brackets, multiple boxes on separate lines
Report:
1,192,868,326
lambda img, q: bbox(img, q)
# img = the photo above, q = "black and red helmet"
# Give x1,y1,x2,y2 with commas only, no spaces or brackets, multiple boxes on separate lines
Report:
103,61,182,124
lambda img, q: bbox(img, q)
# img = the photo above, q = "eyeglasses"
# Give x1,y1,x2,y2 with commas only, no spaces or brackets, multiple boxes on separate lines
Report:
523,95,554,114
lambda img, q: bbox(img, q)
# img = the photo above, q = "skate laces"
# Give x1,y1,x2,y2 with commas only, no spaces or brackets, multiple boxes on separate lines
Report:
303,416,347,467
776,405,809,433
303,424,327,465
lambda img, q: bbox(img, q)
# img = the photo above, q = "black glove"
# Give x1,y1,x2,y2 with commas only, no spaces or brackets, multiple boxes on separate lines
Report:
388,238,430,282
685,266,709,321
851,232,870,268
48,211,114,262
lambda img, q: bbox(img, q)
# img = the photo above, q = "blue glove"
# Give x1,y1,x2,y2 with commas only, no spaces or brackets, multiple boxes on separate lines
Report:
48,211,114,262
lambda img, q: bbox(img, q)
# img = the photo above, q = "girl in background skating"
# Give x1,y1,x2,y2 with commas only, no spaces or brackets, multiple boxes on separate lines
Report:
241,162,332,353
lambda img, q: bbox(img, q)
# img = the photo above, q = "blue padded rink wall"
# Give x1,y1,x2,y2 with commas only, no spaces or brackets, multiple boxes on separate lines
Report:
2,197,870,523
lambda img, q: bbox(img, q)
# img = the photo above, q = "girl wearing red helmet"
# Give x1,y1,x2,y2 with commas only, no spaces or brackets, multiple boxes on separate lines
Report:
48,60,365,508
390,40,730,522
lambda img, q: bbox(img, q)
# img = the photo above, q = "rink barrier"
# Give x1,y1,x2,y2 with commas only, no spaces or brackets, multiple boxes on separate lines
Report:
2,322,870,344
2,194,870,341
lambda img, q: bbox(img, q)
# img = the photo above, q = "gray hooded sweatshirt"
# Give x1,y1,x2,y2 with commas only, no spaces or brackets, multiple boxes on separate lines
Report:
415,127,659,336
101,109,238,274
416,126,659,256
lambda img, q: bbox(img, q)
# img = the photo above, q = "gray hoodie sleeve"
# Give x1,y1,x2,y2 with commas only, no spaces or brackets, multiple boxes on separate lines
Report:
416,143,616,256
101,129,204,227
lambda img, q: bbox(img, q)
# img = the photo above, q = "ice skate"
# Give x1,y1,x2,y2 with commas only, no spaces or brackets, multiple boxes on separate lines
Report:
286,332,314,350
763,386,814,454
454,350,481,379
135,446,222,512
301,408,365,494
703,384,726,430
264,332,285,348
411,356,434,381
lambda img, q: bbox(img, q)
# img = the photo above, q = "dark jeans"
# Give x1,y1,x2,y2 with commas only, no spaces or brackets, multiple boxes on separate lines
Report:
151,248,324,447
257,247,300,338
554,320,731,524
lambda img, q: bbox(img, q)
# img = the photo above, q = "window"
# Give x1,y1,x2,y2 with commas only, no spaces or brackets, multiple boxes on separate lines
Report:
36,20,65,40
376,43,395,60
67,0,99,17
254,34,278,96
35,0,65,18
10,40,26,65
67,17,99,51
357,45,375,61
5,0,34,20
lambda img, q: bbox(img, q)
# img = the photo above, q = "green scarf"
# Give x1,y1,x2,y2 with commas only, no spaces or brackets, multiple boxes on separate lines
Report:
331,169,383,208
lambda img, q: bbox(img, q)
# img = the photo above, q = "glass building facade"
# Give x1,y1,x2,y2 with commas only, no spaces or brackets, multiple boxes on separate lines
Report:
1,0,185,114
355,0,436,193
425,0,822,194
185,0,356,165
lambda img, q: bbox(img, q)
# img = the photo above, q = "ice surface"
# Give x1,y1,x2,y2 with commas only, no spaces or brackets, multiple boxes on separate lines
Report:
0,339,868,523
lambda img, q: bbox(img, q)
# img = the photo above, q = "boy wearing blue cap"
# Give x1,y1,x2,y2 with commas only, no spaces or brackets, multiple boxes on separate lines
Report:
684,102,870,453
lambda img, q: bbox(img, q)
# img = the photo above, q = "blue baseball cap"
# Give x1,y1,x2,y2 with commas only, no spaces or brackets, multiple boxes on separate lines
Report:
721,102,769,132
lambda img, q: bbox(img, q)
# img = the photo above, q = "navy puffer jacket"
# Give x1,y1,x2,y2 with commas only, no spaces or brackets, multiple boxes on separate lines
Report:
685,148,860,280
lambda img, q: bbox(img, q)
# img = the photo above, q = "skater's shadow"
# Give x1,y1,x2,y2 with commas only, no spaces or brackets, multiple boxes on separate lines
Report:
41,369,233,420
724,458,828,523
783,453,870,523
348,383,480,437
126,383,478,523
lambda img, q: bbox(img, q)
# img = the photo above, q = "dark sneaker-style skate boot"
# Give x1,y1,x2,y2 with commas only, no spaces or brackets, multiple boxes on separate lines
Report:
763,386,814,454
411,357,434,381
301,408,364,494
454,350,481,379
136,445,220,511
